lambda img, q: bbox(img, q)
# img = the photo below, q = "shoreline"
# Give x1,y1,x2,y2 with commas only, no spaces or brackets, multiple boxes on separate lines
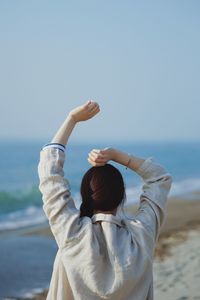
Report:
13,196,200,238
1,195,200,300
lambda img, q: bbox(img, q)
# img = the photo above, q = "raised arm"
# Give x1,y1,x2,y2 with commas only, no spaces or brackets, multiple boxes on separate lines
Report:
51,100,100,146
38,100,100,248
88,148,172,243
88,148,145,170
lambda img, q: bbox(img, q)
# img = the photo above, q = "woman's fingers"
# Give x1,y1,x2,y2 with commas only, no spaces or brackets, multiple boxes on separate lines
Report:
89,149,106,158
88,157,105,167
88,148,109,166
91,149,101,154
86,100,99,111
89,149,105,158
88,152,105,163
83,100,100,119
84,100,92,108
89,149,100,157
88,149,110,167
88,100,99,109
91,105,100,114
89,107,100,118
87,148,112,167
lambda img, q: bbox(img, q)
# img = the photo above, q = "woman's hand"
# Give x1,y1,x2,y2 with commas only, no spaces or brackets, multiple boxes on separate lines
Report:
88,147,116,167
69,100,100,123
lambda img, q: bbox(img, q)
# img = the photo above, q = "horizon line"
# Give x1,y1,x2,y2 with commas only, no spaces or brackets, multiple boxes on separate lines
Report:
0,137,200,145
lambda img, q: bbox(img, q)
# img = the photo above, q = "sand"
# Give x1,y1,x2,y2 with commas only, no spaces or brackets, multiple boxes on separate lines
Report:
154,228,200,300
3,195,200,300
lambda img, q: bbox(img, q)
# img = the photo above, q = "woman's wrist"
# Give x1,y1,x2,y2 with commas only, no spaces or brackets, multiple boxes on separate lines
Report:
67,113,78,125
102,147,116,162
110,148,120,162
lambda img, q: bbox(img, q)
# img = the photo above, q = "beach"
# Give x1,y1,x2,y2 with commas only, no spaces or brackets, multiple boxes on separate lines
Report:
0,193,200,300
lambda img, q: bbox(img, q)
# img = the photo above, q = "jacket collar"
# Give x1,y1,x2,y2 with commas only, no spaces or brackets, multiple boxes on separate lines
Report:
91,213,123,227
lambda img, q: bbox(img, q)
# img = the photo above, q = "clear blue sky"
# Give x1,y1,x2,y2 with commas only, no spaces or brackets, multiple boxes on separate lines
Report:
0,0,199,142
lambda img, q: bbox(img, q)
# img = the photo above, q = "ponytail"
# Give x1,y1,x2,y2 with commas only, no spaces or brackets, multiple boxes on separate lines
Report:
80,201,94,218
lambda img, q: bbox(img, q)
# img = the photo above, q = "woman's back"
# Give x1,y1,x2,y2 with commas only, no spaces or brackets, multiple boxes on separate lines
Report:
38,143,172,300
45,212,153,300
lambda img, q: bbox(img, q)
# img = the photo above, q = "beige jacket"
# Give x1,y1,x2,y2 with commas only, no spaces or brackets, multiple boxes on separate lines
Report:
38,147,172,300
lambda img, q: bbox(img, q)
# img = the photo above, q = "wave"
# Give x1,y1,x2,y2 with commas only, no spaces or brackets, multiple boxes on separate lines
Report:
0,186,46,231
0,185,41,214
125,177,200,205
0,178,200,232
0,206,47,231
169,177,200,197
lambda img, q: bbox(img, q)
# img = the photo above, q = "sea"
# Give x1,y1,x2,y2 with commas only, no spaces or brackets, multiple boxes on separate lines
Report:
0,140,200,233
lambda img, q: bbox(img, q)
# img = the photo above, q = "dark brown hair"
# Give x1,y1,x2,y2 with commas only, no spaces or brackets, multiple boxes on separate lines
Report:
80,163,126,218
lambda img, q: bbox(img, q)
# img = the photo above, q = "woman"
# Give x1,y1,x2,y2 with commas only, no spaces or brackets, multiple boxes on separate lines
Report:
38,100,172,300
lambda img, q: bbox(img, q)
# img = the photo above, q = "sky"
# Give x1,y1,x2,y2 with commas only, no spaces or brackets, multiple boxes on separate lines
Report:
0,0,200,143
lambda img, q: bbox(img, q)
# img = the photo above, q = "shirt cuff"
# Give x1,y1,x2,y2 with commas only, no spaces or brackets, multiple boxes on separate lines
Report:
41,142,66,153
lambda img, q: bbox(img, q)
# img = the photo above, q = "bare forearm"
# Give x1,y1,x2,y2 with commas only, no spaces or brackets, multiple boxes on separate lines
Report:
50,101,100,146
88,147,145,170
51,115,76,146
112,149,145,172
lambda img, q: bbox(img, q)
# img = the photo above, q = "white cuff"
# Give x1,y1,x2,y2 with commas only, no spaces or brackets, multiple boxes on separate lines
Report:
42,143,66,153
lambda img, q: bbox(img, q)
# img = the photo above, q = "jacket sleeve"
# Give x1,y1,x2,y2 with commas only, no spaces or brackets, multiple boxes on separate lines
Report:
133,157,172,243
38,147,90,248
